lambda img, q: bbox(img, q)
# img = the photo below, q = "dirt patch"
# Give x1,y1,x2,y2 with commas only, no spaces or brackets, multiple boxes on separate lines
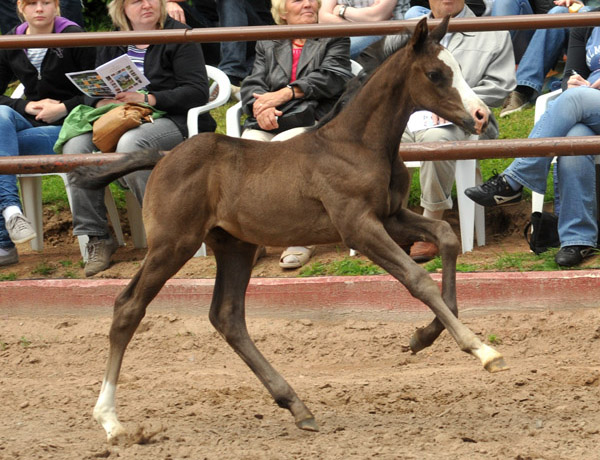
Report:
6,201,597,280
1,307,599,459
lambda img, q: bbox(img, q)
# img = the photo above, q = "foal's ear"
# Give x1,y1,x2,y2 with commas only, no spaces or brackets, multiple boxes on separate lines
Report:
410,17,429,52
430,15,450,43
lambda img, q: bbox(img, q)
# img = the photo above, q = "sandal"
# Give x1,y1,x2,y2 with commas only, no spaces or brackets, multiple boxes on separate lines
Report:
279,246,315,269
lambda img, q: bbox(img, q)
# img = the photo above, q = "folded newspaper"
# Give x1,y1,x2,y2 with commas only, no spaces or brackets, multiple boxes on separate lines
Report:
66,54,150,98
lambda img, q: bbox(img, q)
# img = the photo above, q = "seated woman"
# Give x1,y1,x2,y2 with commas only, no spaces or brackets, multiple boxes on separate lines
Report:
0,0,95,267
240,0,353,269
465,23,600,267
64,0,214,277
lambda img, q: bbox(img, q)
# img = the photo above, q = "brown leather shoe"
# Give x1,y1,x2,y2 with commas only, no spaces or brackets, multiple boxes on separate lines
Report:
410,241,438,263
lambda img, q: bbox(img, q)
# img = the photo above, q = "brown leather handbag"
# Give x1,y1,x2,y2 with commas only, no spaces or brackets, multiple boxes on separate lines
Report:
92,102,154,152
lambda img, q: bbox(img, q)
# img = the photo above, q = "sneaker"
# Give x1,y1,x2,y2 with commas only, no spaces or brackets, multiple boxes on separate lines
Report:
499,90,531,118
6,214,36,244
464,173,522,207
84,236,118,277
555,246,596,267
0,246,18,267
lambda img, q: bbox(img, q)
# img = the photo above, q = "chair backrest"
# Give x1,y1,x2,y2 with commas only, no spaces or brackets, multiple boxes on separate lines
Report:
187,65,232,137
11,83,25,99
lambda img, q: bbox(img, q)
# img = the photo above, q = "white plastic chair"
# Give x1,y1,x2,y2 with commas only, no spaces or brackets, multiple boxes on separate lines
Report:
532,88,600,213
15,65,231,259
403,138,485,254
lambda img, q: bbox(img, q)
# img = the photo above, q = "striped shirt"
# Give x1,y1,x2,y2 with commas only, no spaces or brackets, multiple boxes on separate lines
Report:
26,48,48,74
127,45,147,75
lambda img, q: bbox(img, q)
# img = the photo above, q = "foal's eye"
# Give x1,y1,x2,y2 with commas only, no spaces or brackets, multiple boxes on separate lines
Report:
426,71,443,84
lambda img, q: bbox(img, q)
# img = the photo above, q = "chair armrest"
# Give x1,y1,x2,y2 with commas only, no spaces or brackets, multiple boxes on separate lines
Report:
534,89,562,124
187,65,231,137
226,101,243,138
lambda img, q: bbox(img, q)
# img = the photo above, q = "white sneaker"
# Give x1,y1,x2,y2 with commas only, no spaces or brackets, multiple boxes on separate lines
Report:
6,214,36,244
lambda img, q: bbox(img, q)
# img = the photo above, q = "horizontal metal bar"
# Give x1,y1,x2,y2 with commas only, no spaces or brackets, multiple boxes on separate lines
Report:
1,13,599,49
1,137,598,175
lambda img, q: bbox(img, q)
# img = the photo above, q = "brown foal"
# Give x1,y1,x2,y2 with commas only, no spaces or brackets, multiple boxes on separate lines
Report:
71,17,507,443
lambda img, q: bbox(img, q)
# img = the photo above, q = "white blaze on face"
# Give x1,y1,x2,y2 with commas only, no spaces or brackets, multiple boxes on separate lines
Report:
437,48,488,117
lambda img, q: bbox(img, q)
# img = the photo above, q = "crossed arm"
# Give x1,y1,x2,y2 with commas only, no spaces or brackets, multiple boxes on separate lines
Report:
319,0,397,23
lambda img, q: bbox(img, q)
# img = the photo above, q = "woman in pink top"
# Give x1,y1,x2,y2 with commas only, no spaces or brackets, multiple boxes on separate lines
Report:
240,0,353,269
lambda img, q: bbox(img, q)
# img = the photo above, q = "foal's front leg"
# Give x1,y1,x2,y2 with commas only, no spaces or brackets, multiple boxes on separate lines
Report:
343,213,506,372
383,208,459,353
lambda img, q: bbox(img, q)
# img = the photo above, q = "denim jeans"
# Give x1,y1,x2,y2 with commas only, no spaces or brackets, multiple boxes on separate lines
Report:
491,0,534,61
516,5,592,94
0,106,60,249
504,87,599,248
63,118,184,237
215,0,272,82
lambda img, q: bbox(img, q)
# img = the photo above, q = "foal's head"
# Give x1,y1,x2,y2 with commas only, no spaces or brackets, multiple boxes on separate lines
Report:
405,16,493,137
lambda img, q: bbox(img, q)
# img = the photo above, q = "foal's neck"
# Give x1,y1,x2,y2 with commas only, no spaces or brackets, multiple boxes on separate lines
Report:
324,50,413,159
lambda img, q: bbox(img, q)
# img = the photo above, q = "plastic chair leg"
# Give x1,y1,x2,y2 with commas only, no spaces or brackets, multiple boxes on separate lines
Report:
455,159,486,253
124,191,145,248
18,176,44,251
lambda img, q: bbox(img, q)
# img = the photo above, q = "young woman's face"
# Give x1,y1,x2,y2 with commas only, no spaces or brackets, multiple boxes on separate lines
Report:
281,0,319,25
124,0,161,31
19,0,58,29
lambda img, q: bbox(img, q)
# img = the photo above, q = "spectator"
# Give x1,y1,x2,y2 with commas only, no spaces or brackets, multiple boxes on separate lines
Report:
499,0,591,117
319,0,409,58
240,0,353,269
63,0,214,276
465,23,600,267
0,0,95,267
164,0,221,66
492,0,555,62
384,0,516,262
0,0,84,33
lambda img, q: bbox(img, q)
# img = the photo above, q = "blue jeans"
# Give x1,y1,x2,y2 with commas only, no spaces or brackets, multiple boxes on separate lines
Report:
350,35,383,59
215,0,272,82
492,0,534,62
516,5,592,94
504,87,599,248
0,106,60,248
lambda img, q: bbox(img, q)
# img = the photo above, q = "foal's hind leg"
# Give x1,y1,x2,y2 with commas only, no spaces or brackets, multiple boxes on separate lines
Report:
208,230,317,431
384,208,459,353
94,238,202,442
342,214,506,372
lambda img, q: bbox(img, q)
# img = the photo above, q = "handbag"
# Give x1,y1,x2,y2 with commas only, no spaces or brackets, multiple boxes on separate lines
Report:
92,102,154,152
523,211,560,255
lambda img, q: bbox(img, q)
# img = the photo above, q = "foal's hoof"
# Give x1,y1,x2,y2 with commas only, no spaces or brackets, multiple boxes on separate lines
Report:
484,356,509,373
296,416,319,432
409,330,429,354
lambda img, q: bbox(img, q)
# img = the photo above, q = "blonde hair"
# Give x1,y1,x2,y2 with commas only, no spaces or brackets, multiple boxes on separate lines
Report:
16,0,60,22
271,0,321,25
107,0,167,31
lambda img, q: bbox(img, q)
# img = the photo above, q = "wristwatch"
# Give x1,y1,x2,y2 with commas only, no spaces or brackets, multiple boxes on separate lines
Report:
338,4,347,18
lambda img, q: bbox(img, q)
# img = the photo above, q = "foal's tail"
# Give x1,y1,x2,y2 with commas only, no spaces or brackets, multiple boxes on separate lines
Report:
68,149,166,189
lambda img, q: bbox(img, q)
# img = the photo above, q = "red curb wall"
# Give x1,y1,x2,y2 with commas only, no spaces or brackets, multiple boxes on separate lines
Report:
1,271,598,316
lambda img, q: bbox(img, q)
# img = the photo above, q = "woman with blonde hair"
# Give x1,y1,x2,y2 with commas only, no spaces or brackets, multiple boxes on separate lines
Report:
240,0,353,269
63,0,214,276
0,0,95,267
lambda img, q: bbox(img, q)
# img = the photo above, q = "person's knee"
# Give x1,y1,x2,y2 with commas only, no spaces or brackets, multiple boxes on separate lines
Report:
547,5,567,14
0,105,16,124
62,134,94,155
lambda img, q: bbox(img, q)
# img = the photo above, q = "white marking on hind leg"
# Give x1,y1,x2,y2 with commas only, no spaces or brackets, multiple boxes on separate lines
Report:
93,380,126,441
471,343,506,371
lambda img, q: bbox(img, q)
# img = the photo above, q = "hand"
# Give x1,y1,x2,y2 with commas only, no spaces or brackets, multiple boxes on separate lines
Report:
166,1,186,23
96,98,120,108
115,91,146,104
554,0,582,6
567,72,590,89
252,89,293,117
25,100,67,123
256,106,283,131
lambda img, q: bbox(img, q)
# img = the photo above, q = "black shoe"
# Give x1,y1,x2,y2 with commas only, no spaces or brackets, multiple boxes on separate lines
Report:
464,173,522,207
555,246,596,267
